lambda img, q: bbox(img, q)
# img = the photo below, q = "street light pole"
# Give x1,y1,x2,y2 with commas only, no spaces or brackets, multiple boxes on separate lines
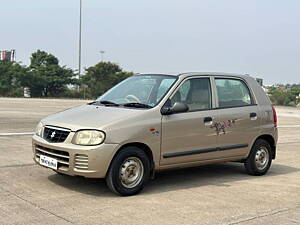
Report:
99,50,105,62
78,0,82,78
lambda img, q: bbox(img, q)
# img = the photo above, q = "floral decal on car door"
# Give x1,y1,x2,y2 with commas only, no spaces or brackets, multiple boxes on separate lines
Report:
210,119,237,135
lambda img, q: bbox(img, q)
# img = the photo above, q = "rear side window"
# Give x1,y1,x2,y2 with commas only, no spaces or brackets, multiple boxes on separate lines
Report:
215,78,252,108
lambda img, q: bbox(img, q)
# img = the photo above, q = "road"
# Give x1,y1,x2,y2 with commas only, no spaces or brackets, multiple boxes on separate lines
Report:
0,98,299,225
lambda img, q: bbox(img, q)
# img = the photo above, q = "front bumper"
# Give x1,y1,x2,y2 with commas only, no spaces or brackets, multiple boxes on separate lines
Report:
32,134,119,178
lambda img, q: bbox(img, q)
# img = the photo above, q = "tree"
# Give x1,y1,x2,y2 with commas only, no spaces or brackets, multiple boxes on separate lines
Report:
268,84,300,106
20,50,76,97
81,61,133,98
30,50,59,68
0,60,27,97
291,87,300,105
291,87,300,97
269,88,294,106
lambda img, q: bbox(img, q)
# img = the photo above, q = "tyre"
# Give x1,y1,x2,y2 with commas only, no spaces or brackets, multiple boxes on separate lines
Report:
53,170,65,176
244,139,272,176
106,146,151,196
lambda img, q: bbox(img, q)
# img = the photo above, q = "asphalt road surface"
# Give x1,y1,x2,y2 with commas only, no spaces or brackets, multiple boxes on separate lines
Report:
0,98,299,225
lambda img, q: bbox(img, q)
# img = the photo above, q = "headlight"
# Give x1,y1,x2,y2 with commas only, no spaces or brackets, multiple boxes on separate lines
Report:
72,130,105,146
35,121,43,136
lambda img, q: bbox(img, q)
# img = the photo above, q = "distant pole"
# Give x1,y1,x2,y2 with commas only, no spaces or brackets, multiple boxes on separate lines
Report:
78,0,82,78
100,50,105,62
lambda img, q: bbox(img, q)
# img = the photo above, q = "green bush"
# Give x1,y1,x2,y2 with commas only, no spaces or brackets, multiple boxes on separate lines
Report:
269,86,300,107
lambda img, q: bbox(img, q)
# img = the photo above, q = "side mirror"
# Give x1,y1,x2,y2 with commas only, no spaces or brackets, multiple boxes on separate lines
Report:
161,102,189,115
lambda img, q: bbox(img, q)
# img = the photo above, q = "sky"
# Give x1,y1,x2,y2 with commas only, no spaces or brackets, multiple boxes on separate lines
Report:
1,0,300,84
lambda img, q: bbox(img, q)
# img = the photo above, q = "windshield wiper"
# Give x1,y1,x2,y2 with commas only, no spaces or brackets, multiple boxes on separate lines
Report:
89,100,120,106
99,100,120,106
122,102,152,108
88,101,97,105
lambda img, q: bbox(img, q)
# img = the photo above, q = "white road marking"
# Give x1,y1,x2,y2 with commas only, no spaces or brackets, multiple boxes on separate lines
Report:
278,125,300,128
278,113,300,118
0,132,34,136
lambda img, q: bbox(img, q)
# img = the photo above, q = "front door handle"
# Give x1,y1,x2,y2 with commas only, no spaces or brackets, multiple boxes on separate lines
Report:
250,112,257,120
204,117,213,126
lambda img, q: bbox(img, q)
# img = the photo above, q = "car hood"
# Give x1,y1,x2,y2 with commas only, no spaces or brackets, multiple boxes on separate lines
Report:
42,104,146,131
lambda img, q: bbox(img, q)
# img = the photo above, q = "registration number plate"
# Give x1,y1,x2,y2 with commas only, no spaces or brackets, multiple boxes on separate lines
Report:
40,155,58,170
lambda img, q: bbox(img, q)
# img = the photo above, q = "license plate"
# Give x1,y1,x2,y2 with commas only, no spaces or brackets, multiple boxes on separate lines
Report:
40,155,58,170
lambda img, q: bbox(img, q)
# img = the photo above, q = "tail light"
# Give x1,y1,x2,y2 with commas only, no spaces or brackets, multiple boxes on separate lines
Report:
272,106,277,127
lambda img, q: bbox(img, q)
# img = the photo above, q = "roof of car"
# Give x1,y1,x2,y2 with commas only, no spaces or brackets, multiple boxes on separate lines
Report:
137,72,251,79
179,72,251,78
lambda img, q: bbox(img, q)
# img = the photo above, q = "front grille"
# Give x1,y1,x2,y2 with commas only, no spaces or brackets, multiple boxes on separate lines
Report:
43,126,70,143
35,145,70,169
74,154,89,170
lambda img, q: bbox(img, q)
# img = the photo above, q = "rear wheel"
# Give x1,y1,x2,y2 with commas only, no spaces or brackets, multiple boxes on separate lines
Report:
244,139,272,176
106,146,151,196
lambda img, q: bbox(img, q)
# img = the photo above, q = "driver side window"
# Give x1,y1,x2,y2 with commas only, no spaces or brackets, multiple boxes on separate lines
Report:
170,78,212,111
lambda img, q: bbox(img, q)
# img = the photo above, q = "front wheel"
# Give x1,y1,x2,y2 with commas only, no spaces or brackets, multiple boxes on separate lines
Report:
53,170,65,176
106,146,151,196
244,139,272,176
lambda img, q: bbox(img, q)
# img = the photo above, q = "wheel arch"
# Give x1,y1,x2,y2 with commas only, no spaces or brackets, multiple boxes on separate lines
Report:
252,134,276,159
106,142,155,178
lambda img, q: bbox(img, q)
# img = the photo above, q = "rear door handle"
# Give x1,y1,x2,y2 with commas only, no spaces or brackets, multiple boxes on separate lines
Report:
250,112,257,120
204,117,213,126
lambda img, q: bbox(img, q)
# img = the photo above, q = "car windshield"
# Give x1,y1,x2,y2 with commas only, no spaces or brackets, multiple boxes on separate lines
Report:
96,75,177,107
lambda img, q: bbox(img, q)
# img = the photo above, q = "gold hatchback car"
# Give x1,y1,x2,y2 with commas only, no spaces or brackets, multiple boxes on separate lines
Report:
33,73,278,196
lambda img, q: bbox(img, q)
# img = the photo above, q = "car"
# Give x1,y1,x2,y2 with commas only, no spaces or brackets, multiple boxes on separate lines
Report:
32,72,278,196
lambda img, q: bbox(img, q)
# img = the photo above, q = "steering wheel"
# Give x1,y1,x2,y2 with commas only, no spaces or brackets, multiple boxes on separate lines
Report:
125,94,141,103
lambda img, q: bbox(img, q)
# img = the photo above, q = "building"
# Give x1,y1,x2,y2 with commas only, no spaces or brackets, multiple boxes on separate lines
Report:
0,50,16,61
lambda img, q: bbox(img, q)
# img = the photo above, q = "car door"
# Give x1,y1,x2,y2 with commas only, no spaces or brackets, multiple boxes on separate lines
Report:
213,77,261,158
160,77,220,166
